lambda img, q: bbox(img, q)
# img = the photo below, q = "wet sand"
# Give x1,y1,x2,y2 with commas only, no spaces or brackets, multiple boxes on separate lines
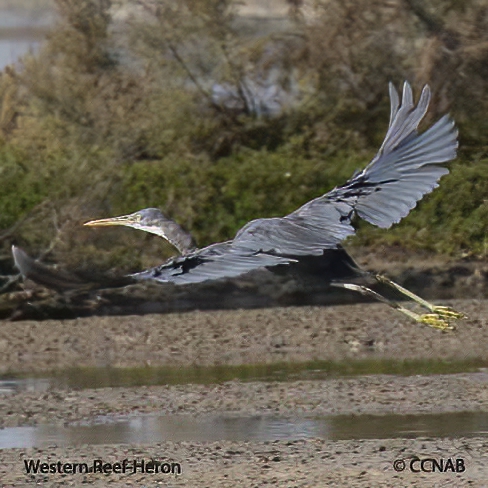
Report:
1,298,488,486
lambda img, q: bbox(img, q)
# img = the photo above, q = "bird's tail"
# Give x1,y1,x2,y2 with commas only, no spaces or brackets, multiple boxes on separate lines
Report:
12,245,134,292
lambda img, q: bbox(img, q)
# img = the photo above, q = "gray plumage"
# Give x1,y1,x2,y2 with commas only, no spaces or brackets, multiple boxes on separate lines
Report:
11,245,134,291
86,82,457,286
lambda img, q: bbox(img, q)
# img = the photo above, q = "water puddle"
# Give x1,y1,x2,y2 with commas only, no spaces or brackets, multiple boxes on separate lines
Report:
1,412,488,449
3,358,487,392
2,361,488,449
0,378,50,395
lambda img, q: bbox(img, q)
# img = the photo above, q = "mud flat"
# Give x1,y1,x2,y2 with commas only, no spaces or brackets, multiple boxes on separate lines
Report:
0,299,486,372
0,299,487,486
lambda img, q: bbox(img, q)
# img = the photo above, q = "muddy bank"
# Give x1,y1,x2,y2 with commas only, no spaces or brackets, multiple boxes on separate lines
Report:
0,299,484,373
2,252,487,320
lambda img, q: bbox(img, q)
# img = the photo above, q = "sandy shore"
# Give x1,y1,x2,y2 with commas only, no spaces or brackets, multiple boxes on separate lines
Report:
1,299,488,486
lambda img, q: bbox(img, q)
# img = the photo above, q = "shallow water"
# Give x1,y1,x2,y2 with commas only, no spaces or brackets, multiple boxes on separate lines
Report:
0,378,50,395
2,358,487,391
2,363,488,449
1,412,488,449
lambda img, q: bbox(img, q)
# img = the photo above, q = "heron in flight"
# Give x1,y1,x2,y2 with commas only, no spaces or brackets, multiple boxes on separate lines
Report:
85,82,465,330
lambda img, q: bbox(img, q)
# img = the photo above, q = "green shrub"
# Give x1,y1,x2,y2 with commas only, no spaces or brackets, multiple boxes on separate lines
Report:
2,0,488,274
0,142,44,229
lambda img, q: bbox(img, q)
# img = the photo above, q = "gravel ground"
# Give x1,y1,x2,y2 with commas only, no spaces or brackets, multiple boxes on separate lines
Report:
1,298,488,486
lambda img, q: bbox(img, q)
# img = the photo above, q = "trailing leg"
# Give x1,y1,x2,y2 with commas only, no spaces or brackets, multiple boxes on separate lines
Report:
331,282,454,330
375,274,466,319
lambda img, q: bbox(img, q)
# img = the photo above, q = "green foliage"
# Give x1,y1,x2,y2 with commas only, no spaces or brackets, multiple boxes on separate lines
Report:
0,142,44,228
2,0,488,272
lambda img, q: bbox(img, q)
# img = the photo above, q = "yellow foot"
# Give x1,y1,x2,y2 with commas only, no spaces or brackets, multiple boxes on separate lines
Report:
419,314,455,331
431,306,467,320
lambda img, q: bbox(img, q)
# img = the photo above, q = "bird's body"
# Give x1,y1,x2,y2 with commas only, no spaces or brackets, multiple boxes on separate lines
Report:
81,82,465,329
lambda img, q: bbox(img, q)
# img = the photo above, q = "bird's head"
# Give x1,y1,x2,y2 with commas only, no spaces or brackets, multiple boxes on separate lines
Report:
84,208,170,237
84,208,195,254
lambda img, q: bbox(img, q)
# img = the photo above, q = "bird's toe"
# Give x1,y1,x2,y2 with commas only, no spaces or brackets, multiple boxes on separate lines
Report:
419,314,455,331
431,306,466,320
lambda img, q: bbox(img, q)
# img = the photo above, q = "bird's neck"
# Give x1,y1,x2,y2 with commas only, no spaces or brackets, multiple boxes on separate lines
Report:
149,221,196,254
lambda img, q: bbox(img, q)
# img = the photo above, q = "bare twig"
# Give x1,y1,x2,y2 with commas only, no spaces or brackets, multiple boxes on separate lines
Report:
37,209,67,261
0,199,53,242
403,0,460,50
0,274,21,293
166,41,222,111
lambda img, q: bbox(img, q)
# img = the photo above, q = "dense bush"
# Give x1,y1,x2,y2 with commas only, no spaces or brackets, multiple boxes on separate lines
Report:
0,0,488,275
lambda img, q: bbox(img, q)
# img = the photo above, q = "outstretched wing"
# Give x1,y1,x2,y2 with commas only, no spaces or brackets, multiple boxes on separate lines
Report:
135,82,457,285
340,83,455,228
233,82,457,256
131,242,294,284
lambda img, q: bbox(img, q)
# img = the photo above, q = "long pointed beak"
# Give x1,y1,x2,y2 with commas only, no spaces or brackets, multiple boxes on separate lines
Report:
84,215,136,227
